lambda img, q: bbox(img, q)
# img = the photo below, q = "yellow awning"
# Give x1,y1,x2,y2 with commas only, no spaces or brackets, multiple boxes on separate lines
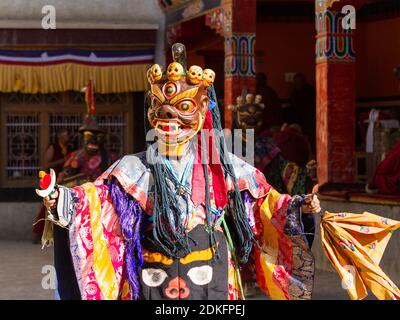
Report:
0,63,150,94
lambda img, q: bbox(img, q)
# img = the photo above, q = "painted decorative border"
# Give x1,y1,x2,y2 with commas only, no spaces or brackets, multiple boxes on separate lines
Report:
315,10,356,62
0,49,154,66
224,33,256,77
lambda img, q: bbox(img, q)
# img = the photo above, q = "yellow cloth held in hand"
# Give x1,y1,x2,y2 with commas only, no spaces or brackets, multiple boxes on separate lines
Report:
321,211,400,300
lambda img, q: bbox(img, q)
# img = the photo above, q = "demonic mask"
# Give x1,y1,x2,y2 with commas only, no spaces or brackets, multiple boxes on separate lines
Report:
83,130,105,156
147,61,215,149
139,225,228,300
230,93,265,130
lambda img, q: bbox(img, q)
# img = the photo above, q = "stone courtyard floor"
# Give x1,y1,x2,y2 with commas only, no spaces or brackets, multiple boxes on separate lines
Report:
0,241,360,300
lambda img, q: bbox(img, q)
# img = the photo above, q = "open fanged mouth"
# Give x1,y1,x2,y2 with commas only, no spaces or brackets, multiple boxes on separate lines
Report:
155,120,182,137
153,119,194,141
152,117,202,146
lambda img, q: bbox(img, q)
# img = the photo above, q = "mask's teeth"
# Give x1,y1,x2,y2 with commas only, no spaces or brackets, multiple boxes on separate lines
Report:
156,121,181,134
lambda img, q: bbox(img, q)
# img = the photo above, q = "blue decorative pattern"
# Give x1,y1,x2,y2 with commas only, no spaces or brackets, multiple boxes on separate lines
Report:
315,10,356,62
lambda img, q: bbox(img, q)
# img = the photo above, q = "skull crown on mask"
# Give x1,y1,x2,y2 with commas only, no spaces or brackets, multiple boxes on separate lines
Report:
146,62,215,147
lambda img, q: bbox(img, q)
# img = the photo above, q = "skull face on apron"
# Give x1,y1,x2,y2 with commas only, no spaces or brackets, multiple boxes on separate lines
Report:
139,225,229,300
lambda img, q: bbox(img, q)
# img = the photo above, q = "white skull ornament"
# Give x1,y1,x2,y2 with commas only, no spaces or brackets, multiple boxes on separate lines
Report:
187,65,203,85
150,64,163,83
202,69,215,87
167,62,184,81
255,94,265,109
147,64,163,84
245,94,254,104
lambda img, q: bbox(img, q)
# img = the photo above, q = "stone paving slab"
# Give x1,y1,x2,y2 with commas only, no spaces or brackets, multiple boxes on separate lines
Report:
0,241,53,300
0,241,373,300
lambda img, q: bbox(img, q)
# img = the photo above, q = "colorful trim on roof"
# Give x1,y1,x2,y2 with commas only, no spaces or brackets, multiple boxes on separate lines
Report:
0,49,154,66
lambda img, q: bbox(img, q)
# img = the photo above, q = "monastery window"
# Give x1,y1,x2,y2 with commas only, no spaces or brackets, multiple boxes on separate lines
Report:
0,92,133,187
5,113,41,181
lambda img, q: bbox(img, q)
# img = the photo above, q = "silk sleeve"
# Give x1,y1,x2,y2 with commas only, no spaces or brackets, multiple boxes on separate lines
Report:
250,188,315,300
56,181,129,300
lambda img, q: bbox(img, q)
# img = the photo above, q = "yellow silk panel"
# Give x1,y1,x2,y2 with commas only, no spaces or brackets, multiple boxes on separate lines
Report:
257,188,288,300
83,183,119,300
321,211,400,300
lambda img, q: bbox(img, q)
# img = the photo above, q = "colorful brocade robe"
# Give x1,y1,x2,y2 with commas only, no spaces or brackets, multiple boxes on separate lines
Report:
54,149,314,300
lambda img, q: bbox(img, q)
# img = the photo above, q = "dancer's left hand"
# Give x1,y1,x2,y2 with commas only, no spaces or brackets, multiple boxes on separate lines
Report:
301,193,321,214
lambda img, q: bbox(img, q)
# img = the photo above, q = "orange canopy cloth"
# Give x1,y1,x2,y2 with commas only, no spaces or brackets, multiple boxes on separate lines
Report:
321,212,400,300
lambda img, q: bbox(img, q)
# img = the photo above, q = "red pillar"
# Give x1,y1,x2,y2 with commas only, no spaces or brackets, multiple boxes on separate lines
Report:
315,0,358,185
223,0,256,129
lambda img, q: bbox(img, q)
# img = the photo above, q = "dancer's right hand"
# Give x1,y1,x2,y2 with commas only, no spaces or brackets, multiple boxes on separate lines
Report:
43,190,59,209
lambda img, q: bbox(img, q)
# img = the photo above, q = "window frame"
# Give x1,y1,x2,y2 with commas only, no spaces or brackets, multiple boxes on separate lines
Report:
0,91,134,188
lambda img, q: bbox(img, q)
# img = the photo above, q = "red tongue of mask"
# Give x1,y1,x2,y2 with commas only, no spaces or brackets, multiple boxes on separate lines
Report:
191,109,228,209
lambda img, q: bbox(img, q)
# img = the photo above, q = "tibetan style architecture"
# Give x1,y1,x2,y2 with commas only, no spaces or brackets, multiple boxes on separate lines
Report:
160,0,400,193
159,0,400,280
0,0,165,239
0,0,164,193
1,2,399,280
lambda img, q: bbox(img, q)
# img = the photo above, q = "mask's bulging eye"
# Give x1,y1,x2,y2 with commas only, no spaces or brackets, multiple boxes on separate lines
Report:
176,99,196,113
142,268,168,287
187,265,213,286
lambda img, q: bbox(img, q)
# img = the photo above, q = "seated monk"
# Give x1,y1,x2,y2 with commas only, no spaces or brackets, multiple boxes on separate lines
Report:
367,139,400,195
